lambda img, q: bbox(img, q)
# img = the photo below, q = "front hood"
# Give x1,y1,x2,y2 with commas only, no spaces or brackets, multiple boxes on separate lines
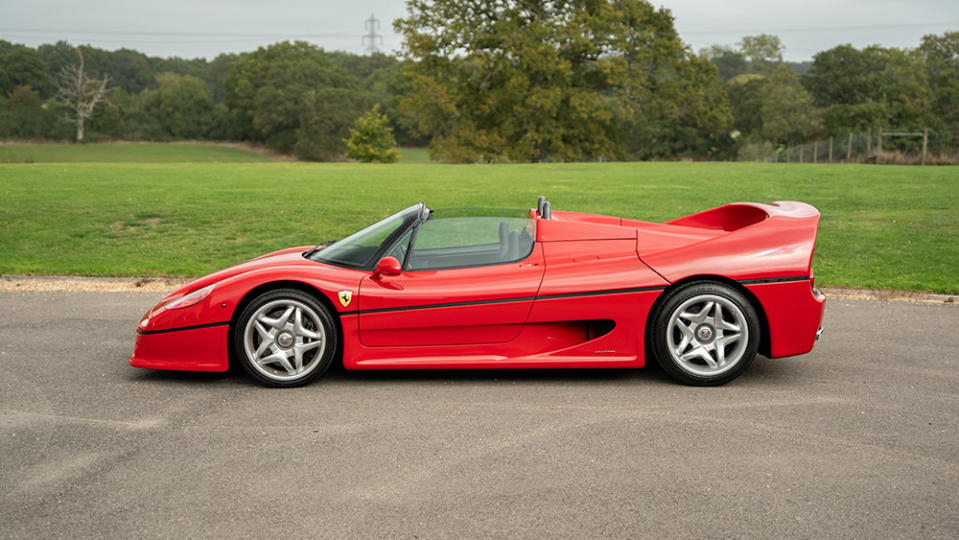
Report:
139,245,363,333
163,246,315,302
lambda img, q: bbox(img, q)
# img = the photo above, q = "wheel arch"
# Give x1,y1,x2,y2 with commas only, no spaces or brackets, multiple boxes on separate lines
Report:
227,280,343,370
646,274,771,357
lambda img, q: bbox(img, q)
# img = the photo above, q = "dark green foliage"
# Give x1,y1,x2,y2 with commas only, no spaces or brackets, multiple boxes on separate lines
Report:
738,34,784,71
224,41,361,160
760,67,823,146
2,27,957,160
4,85,48,138
919,32,959,148
702,45,749,82
803,43,935,140
0,46,53,97
704,34,822,150
327,52,422,146
37,41,83,83
395,0,732,162
143,73,215,139
803,45,881,106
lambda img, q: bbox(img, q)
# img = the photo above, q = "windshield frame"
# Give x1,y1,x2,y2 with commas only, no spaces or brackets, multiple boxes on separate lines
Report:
309,203,426,270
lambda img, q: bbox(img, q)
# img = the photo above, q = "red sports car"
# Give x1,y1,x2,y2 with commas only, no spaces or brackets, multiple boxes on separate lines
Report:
131,197,825,387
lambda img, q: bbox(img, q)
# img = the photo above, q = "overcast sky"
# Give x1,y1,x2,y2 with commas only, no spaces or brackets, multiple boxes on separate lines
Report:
1,1,957,61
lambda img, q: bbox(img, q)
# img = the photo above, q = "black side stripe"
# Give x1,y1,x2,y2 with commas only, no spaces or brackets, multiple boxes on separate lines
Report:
351,276,809,316
139,277,812,330
354,285,667,315
738,275,810,285
538,285,667,300
137,321,230,335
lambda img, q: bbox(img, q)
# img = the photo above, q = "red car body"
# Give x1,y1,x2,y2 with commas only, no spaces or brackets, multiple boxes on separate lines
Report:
131,200,825,379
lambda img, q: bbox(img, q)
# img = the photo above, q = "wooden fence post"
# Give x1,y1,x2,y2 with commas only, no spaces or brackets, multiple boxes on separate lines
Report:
847,133,852,161
866,128,872,152
828,137,833,162
799,144,804,163
922,128,928,166
813,140,818,163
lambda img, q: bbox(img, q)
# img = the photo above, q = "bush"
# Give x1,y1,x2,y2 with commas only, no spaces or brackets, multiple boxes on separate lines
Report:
344,105,398,163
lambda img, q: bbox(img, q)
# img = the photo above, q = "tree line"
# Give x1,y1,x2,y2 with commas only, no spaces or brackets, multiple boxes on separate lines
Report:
1,0,956,162
704,32,959,158
0,40,419,160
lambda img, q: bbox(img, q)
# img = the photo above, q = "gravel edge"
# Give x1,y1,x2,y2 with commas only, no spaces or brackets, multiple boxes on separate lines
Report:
0,275,190,293
1,274,955,304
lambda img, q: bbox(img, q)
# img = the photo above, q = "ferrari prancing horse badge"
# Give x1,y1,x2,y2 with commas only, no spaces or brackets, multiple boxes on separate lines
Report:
338,290,353,307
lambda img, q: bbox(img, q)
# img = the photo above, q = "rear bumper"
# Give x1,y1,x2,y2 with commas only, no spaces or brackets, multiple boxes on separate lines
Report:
129,324,230,372
746,279,826,358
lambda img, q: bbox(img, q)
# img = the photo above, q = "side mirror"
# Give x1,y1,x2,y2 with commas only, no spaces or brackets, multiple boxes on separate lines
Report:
371,256,401,280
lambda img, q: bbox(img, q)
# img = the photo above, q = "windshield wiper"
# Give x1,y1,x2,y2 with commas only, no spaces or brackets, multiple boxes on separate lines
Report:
303,239,337,258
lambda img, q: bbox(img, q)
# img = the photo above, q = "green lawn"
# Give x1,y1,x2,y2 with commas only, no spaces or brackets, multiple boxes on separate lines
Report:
0,161,956,293
397,147,432,163
0,142,275,163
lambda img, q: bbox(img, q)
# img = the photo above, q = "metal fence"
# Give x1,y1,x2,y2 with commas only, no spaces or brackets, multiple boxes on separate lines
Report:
739,129,958,165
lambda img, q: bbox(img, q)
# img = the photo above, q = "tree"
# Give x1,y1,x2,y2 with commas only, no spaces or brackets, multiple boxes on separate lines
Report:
143,72,215,139
726,73,767,137
56,52,111,143
77,46,154,94
395,0,731,162
625,52,734,159
5,84,48,138
700,45,748,82
0,45,53,97
759,66,822,146
345,105,399,162
225,41,361,159
804,44,931,136
738,34,784,72
920,32,959,146
804,45,884,107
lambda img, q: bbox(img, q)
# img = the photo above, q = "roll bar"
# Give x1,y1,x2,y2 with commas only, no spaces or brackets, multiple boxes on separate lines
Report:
536,195,552,219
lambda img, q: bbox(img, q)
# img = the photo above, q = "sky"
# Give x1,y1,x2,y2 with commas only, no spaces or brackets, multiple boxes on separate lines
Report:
1,0,957,62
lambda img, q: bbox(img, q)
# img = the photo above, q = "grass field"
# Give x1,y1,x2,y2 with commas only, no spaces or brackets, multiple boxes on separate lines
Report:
0,157,956,293
397,147,432,163
0,142,275,163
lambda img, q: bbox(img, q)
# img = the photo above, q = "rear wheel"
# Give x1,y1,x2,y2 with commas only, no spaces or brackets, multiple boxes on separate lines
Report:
651,282,759,386
234,288,336,387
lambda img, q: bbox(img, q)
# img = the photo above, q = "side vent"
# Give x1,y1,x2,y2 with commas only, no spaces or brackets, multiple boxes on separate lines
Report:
585,319,615,341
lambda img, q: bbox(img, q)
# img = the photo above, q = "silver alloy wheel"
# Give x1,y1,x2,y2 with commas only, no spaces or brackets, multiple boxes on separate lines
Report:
242,299,327,382
666,294,748,377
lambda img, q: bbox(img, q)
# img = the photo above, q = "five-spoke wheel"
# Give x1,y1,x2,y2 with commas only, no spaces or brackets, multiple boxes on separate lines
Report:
651,282,759,385
234,288,336,387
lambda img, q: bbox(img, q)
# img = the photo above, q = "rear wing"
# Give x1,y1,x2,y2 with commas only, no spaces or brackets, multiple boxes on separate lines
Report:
640,201,822,283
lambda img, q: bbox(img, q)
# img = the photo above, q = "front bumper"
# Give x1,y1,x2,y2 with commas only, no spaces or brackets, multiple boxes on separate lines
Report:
129,323,230,372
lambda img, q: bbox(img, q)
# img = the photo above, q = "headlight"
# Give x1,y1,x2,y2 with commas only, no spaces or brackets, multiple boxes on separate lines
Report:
162,284,215,310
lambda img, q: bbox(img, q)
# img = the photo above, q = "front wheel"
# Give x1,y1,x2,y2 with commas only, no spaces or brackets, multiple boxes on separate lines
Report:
650,282,759,386
234,288,337,387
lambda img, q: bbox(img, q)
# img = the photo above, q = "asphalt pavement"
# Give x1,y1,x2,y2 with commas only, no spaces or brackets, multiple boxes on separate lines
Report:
1,290,957,539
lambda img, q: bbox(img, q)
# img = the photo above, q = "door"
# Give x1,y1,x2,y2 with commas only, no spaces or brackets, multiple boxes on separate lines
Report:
358,214,544,347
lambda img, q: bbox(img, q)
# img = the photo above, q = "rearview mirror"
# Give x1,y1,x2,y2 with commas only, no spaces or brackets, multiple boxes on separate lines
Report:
371,256,401,280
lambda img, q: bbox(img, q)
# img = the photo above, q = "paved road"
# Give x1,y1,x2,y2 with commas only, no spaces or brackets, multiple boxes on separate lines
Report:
1,291,957,539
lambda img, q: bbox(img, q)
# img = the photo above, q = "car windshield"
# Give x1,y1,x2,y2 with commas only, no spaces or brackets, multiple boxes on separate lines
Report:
312,203,424,269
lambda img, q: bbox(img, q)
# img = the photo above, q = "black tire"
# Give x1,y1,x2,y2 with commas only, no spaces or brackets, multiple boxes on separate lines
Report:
650,281,759,386
233,288,337,388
